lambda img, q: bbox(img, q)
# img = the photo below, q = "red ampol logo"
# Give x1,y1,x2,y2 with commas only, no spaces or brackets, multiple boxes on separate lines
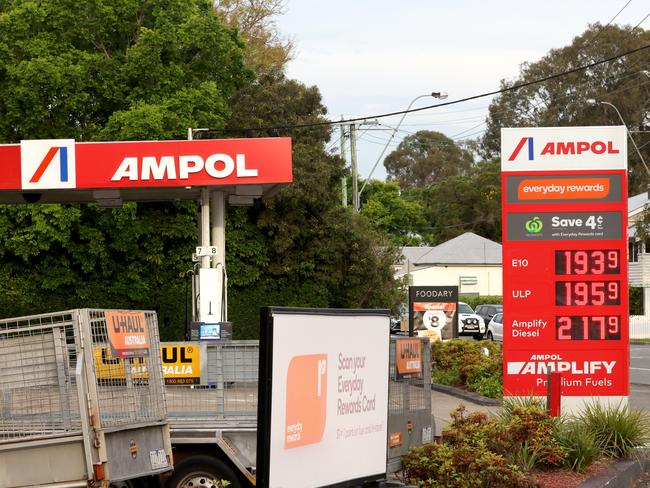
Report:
20,139,76,190
508,137,534,161
508,137,620,161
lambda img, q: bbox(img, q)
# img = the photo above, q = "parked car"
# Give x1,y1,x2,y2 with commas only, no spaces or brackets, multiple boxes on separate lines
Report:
475,304,503,326
486,313,503,342
458,302,485,340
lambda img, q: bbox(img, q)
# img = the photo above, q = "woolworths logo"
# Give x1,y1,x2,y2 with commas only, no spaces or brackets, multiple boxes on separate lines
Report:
525,216,543,233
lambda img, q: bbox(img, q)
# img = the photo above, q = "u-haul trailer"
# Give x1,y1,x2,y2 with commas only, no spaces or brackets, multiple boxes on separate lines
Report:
0,309,172,488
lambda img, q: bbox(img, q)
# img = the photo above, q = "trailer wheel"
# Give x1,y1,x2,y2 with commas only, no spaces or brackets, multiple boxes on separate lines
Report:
166,455,242,488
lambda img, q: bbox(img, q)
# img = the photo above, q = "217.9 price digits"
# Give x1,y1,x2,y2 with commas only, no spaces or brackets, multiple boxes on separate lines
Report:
556,316,620,341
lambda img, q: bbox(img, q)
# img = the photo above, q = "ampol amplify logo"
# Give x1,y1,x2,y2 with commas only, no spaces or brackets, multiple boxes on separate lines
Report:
524,216,543,233
508,136,535,161
284,354,328,449
20,139,76,190
507,354,616,375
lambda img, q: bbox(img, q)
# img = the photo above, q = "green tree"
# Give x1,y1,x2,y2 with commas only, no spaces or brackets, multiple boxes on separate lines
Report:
0,0,250,142
0,2,404,339
421,160,502,245
224,75,404,337
481,23,650,193
359,180,428,246
0,0,250,338
214,0,293,76
383,130,473,189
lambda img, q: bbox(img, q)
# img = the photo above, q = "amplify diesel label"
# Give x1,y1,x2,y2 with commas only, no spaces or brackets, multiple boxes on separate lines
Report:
506,212,622,241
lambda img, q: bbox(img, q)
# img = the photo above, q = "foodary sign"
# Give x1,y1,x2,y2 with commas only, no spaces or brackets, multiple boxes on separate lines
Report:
501,126,628,404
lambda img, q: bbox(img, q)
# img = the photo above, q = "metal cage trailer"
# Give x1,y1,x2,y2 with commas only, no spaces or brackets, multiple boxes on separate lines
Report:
0,309,173,488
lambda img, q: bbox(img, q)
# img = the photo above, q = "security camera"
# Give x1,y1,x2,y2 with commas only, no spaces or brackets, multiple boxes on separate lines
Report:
22,192,42,204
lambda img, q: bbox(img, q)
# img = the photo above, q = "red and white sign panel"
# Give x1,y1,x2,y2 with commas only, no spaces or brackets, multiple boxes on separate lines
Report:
501,126,628,405
0,137,292,191
257,308,390,488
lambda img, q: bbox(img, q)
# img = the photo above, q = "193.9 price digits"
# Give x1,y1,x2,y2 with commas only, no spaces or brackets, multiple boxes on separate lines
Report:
555,249,620,275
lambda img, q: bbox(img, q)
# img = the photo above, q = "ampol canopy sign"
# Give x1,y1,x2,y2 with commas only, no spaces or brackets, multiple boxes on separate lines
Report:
0,138,292,200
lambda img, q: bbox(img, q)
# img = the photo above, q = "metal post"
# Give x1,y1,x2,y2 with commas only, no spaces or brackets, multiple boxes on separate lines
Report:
200,189,210,269
210,190,226,321
350,123,359,212
340,119,348,208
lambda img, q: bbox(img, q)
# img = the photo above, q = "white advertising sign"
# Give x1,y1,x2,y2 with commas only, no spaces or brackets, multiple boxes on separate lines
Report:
501,126,627,172
260,310,390,488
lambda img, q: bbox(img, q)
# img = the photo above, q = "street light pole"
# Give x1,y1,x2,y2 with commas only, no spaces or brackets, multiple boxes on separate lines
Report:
587,99,650,176
356,91,448,210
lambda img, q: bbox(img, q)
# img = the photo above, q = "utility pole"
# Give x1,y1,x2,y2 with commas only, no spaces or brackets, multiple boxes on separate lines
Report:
340,119,347,208
350,123,359,212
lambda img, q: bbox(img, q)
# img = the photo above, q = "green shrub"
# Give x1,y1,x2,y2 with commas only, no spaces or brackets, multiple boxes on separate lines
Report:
504,405,566,468
499,396,546,422
579,401,650,458
469,374,502,398
403,407,535,488
557,420,602,472
430,339,502,397
431,366,461,386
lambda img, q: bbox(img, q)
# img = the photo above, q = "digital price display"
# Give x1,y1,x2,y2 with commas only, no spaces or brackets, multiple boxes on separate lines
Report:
555,250,620,275
555,280,620,306
556,316,621,341
501,126,628,410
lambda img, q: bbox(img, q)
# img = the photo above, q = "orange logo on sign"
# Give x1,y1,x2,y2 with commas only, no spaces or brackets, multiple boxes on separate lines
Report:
284,354,327,449
105,311,149,358
517,178,610,200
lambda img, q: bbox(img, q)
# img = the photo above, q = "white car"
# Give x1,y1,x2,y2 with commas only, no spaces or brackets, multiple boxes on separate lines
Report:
458,302,485,340
486,312,503,342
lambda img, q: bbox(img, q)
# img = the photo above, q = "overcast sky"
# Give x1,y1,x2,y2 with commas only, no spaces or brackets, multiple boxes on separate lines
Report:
275,1,650,181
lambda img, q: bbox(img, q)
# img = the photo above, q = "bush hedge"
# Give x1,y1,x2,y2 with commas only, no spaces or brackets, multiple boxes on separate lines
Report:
430,339,502,398
403,401,650,487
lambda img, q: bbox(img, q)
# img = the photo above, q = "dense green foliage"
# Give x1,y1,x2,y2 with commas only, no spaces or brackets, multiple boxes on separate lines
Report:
384,130,472,189
430,339,503,398
404,399,650,485
579,401,650,458
0,1,403,338
362,159,502,246
481,24,650,194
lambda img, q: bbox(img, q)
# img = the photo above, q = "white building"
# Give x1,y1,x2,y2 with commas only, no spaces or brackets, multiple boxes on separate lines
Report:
394,232,502,297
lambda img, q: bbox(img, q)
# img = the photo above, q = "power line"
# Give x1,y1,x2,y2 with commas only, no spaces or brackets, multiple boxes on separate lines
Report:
580,1,633,47
202,43,650,134
633,11,650,30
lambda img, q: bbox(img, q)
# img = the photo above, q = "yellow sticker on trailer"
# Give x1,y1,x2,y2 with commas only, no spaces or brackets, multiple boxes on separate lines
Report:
94,343,203,384
161,344,201,384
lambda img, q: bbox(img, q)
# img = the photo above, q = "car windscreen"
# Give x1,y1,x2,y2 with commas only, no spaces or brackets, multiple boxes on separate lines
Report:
458,303,473,314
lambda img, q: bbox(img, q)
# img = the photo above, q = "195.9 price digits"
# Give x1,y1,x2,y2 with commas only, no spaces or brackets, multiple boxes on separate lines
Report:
555,280,620,306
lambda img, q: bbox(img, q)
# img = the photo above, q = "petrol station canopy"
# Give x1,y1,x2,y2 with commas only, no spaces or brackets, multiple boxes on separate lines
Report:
0,138,292,205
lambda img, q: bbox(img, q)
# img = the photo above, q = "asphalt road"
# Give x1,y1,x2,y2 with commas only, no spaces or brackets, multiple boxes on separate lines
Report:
631,344,650,385
629,345,650,412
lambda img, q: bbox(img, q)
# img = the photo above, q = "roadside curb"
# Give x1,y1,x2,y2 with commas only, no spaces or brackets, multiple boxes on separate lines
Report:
578,449,650,488
430,383,501,406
